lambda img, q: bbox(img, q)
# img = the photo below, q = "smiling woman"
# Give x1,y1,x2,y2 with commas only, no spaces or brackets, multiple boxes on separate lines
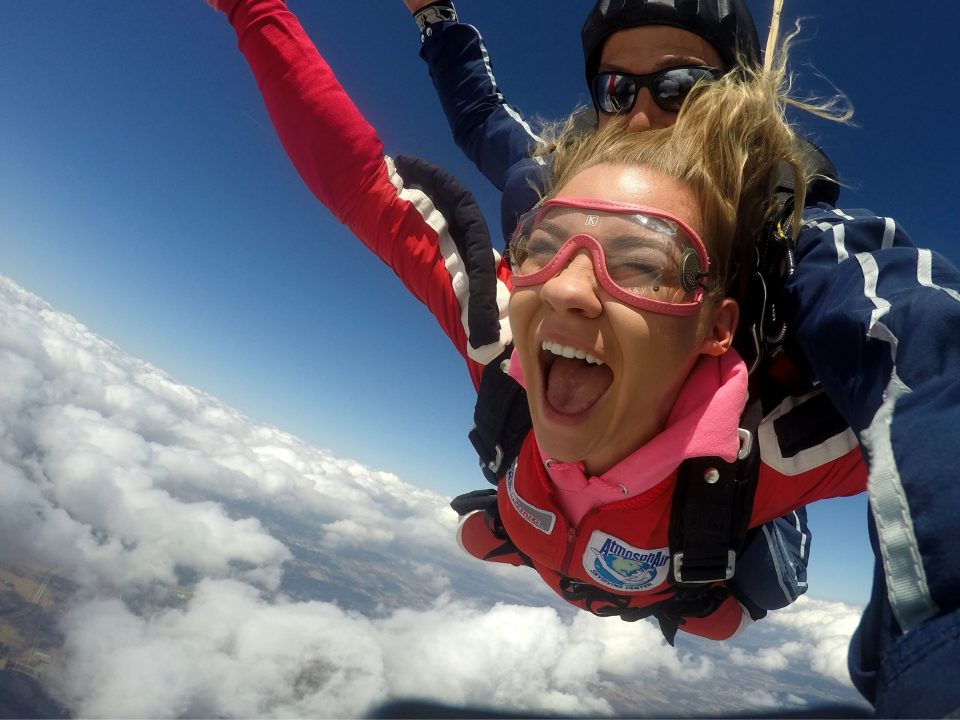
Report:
507,170,724,475
201,0,867,652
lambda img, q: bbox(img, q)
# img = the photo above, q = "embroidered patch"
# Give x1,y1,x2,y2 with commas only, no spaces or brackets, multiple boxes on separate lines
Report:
583,531,670,592
505,461,556,534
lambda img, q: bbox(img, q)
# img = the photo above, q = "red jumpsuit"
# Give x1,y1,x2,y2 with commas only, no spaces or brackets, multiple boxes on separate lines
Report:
217,0,866,641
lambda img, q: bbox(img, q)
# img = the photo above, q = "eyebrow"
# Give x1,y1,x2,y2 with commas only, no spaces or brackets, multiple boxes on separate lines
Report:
531,219,574,240
605,234,675,254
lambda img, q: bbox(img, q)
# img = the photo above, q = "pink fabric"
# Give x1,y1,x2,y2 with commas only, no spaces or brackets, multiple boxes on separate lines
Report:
508,347,748,524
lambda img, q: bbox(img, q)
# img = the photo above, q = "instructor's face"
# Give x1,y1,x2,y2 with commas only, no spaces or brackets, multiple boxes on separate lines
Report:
597,25,725,132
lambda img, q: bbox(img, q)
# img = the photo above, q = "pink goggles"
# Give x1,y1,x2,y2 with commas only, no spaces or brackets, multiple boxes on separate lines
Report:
508,198,710,316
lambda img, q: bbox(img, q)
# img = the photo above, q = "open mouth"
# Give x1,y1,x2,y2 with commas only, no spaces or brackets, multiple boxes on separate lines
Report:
540,340,614,417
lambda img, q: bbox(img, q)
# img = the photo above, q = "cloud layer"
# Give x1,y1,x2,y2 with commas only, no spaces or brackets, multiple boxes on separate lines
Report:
0,276,869,717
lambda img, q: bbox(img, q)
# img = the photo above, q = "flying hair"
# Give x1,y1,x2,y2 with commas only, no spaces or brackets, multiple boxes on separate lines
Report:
541,1,852,307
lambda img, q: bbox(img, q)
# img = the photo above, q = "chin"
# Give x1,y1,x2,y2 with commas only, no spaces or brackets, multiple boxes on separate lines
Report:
531,412,599,465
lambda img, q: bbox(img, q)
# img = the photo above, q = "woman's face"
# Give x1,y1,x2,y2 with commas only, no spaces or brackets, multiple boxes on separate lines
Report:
508,163,734,476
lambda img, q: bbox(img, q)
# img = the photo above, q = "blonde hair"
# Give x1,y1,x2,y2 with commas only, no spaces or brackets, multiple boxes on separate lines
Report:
541,22,850,305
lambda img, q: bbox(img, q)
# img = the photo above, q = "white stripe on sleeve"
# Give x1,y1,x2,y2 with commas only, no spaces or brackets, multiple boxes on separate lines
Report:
472,26,544,147
855,247,939,631
918,248,960,304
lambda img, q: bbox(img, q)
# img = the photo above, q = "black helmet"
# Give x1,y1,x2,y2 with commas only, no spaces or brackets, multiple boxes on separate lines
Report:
582,0,762,86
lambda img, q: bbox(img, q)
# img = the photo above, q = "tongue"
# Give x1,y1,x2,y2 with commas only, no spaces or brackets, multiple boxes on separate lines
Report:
546,357,613,415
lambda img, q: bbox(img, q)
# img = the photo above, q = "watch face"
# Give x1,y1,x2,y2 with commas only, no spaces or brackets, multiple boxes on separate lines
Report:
416,5,457,32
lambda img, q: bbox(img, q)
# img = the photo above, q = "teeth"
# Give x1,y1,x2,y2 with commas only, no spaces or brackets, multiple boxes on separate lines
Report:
542,341,604,366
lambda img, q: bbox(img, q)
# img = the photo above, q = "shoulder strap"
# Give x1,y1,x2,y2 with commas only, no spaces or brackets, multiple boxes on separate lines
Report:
668,394,763,585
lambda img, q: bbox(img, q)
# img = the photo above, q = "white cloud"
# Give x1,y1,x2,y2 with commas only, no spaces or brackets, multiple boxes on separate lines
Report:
568,611,713,681
0,276,456,597
321,518,396,548
409,560,452,595
377,600,611,715
727,644,792,672
740,689,782,709
53,580,387,719
764,595,863,685
739,689,807,710
0,276,870,717
50,585,710,719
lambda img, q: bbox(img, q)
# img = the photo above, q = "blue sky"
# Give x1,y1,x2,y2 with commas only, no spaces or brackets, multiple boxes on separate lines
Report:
2,1,957,607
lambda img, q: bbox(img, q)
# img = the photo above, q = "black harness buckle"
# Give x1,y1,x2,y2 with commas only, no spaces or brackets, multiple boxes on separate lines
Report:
673,549,737,583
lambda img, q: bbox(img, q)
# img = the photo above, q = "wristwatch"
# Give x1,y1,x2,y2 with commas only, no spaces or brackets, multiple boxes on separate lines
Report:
414,1,458,41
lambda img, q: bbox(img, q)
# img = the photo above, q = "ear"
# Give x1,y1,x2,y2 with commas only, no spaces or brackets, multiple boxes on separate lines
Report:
698,298,739,357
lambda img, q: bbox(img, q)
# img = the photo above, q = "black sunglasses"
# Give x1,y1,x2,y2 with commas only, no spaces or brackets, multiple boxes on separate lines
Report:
590,66,723,115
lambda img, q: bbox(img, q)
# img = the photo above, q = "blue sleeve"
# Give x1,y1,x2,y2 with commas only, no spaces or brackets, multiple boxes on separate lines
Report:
785,205,960,714
418,20,545,194
728,509,811,614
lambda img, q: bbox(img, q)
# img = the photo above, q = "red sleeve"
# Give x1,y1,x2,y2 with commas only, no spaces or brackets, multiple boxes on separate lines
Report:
746,386,868,525
751,445,867,526
221,0,505,388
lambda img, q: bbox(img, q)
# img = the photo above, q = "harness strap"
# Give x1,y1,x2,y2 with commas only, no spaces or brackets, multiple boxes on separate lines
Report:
555,398,763,645
557,576,732,646
669,395,763,585
468,346,530,485
653,584,734,645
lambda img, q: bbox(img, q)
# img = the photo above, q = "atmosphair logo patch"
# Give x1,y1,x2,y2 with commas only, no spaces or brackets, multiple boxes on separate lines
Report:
583,531,670,592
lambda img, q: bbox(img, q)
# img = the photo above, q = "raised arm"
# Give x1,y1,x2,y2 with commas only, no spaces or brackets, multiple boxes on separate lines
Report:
784,205,960,714
207,0,510,386
403,2,546,193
